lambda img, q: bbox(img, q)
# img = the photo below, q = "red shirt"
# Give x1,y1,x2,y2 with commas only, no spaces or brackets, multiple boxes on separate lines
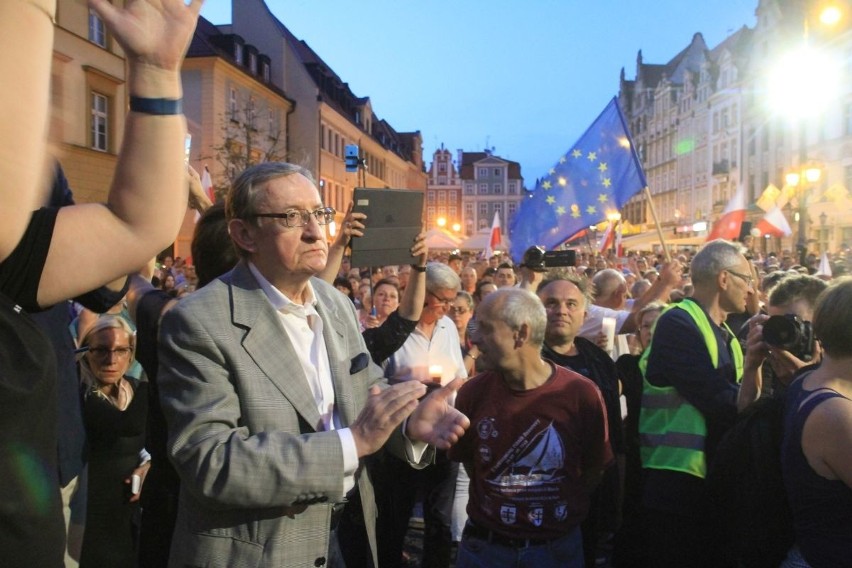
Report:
448,363,613,539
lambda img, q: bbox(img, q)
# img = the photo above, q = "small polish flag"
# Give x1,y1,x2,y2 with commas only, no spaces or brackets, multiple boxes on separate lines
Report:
707,186,746,241
754,207,792,238
485,211,502,258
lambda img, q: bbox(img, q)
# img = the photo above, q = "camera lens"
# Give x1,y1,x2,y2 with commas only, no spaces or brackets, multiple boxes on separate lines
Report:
762,315,799,350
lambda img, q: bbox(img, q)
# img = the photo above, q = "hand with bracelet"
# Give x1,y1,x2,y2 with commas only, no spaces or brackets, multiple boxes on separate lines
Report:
30,0,209,307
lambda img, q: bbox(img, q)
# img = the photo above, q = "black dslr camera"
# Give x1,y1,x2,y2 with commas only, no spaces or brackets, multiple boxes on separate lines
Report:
762,314,816,362
521,246,576,272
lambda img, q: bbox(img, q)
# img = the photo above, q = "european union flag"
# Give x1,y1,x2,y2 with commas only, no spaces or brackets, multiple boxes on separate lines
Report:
509,98,646,262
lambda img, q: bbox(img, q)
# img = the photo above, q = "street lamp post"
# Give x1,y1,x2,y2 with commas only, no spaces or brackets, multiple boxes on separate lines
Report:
786,164,822,265
767,3,843,265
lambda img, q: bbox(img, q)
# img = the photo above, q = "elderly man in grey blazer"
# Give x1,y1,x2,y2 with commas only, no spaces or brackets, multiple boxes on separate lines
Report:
158,162,469,568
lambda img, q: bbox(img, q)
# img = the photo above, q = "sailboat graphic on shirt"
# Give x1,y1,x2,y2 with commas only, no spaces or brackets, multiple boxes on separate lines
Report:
487,421,565,488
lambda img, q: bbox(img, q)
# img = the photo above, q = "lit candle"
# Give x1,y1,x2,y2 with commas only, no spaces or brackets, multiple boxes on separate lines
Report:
428,365,443,385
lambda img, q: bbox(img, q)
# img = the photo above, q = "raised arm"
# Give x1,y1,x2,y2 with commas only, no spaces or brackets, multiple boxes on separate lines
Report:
37,0,204,307
320,202,365,284
0,0,56,261
397,232,427,321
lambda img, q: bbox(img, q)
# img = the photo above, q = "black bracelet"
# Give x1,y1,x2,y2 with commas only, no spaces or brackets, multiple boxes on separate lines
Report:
411,264,427,273
129,96,183,115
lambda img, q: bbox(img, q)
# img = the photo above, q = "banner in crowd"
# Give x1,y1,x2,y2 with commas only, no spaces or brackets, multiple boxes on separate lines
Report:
508,97,646,262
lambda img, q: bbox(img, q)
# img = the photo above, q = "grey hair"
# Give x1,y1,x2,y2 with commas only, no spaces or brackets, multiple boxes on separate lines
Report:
426,262,461,294
226,162,316,224
592,268,626,299
479,288,547,348
690,239,745,285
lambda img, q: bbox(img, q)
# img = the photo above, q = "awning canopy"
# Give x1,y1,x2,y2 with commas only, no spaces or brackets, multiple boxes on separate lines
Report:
621,232,706,251
458,228,510,252
423,228,462,250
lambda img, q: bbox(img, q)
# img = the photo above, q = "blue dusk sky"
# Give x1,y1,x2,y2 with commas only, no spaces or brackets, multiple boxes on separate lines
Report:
199,1,758,184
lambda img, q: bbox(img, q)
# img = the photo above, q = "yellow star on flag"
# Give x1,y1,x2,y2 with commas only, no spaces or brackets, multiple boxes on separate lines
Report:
570,204,581,218
546,195,556,205
598,162,608,172
587,151,597,162
542,180,552,190
597,193,609,204
602,178,612,188
586,205,597,215
556,206,566,216
572,149,582,158
559,156,567,164
549,168,556,175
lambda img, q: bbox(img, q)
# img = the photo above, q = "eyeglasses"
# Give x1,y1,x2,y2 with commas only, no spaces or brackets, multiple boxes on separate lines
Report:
725,269,754,288
252,207,336,228
88,347,133,360
428,292,456,307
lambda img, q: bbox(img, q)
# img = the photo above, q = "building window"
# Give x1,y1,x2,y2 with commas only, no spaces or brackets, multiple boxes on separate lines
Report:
268,108,278,138
465,203,474,217
427,190,436,203
229,88,238,120
91,92,108,152
479,219,488,230
427,206,436,221
478,183,488,194
234,43,243,65
321,125,326,150
478,168,488,177
247,97,256,128
439,163,447,173
464,182,474,195
494,168,501,176
449,191,456,201
449,206,457,218
262,62,270,82
438,191,446,204
508,182,517,194
494,183,503,194
88,10,106,47
508,202,517,217
248,52,257,74
479,203,488,216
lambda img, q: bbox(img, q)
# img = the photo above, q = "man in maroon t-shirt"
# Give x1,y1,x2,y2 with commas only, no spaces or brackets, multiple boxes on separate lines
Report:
448,288,613,568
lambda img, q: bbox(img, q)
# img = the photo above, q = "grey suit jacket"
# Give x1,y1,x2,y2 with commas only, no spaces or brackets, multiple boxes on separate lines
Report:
158,262,422,567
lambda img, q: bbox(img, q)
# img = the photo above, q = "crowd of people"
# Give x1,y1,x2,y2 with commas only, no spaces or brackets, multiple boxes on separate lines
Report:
2,2,850,568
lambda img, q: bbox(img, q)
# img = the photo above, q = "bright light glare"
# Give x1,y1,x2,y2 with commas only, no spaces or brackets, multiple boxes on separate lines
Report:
819,6,842,26
767,45,840,118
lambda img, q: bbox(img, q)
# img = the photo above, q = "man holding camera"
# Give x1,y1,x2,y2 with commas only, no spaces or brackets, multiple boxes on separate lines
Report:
737,274,827,410
638,239,753,567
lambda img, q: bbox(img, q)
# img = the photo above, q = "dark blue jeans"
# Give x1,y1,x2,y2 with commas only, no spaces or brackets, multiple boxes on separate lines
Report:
455,525,583,568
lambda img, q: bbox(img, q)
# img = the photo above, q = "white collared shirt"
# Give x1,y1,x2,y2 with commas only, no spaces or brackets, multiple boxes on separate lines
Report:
385,315,467,385
248,263,359,492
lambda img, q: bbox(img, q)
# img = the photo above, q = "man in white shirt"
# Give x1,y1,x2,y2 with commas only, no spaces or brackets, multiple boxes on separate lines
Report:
380,262,467,568
579,262,682,344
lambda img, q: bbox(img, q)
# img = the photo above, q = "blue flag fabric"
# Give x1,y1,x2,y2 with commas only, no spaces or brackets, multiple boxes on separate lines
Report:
509,98,646,262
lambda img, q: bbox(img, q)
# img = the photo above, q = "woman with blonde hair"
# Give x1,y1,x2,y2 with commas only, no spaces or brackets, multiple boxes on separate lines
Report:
79,315,149,567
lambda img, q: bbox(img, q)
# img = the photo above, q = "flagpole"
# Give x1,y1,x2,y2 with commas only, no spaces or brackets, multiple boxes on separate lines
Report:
643,186,671,262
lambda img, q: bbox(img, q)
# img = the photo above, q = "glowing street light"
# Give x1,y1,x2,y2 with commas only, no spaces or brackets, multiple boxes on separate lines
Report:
786,163,823,264
451,222,461,233
436,216,447,228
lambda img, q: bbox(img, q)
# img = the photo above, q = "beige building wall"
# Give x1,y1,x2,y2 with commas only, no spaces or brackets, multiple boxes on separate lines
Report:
51,1,128,205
